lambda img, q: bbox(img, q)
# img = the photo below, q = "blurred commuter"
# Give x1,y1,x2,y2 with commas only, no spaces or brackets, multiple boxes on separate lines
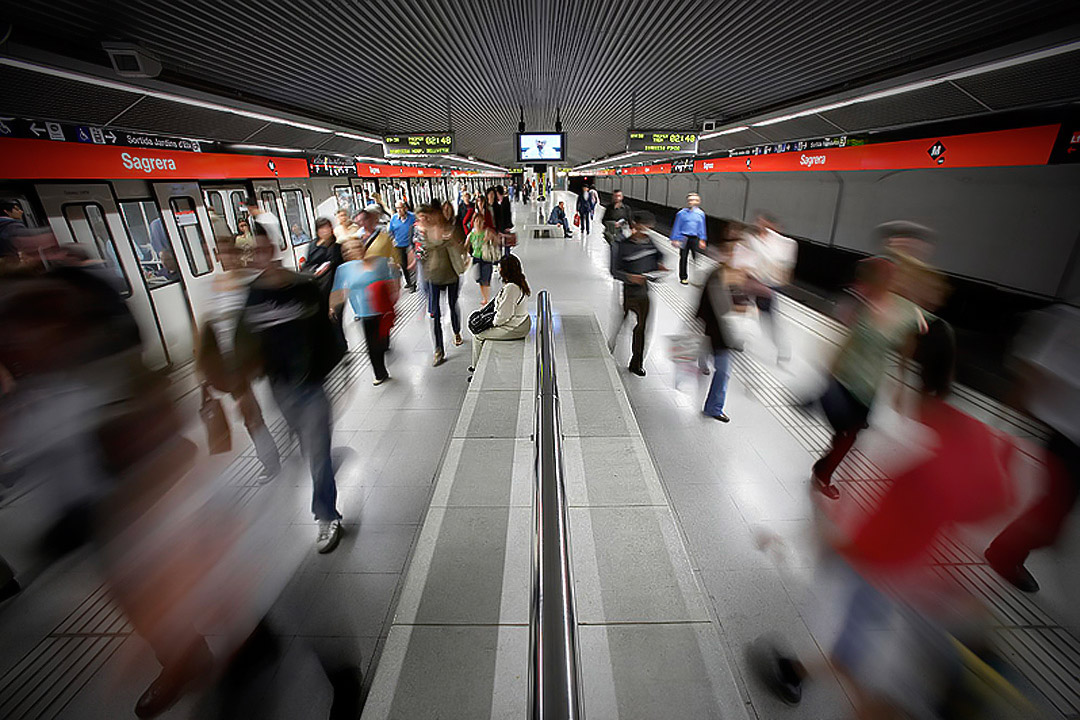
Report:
300,217,347,351
331,238,395,385
236,242,344,553
196,239,282,479
984,303,1080,593
588,185,599,219
495,186,514,256
755,319,1025,716
671,192,707,285
547,201,572,237
245,197,283,249
468,213,499,304
736,213,798,362
0,199,30,258
810,242,929,500
357,204,393,261
608,211,666,377
697,233,742,422
470,254,531,370
417,203,468,366
234,218,255,249
334,207,360,245
0,554,17,602
603,189,634,244
575,189,591,236
388,201,417,292
457,191,474,232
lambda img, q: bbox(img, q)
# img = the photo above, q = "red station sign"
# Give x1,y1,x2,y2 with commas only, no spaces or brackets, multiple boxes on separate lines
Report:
0,137,311,180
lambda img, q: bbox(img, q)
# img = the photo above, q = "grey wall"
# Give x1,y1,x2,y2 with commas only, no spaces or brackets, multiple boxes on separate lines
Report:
614,164,1080,299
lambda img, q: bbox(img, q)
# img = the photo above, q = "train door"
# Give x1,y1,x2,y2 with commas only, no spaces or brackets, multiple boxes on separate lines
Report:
203,185,250,234
333,183,357,217
278,180,314,268
152,181,220,331
251,180,296,269
34,183,172,368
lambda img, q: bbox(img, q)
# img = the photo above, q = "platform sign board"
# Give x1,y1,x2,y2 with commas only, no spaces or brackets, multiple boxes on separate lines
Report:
307,154,358,177
382,133,454,156
0,117,210,153
626,130,698,154
671,157,695,173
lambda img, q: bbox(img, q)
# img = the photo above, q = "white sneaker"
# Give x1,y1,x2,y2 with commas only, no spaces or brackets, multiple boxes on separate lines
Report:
316,519,343,554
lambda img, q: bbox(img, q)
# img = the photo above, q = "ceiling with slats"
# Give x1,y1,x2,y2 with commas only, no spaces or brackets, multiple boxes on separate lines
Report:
2,0,1079,165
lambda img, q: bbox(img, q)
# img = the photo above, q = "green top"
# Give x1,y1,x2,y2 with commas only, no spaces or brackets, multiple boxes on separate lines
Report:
833,294,925,407
468,229,486,259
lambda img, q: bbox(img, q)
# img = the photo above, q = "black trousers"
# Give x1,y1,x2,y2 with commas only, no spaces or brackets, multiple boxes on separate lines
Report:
361,315,389,381
395,246,413,288
623,291,650,370
679,236,700,281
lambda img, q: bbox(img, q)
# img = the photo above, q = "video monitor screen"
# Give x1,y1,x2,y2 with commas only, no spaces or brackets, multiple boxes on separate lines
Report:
517,133,564,162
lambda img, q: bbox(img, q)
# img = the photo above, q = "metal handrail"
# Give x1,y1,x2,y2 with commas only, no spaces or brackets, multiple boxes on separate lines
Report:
530,290,584,720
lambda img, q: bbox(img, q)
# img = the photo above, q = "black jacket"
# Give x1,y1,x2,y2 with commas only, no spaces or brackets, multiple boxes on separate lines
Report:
611,235,661,296
301,241,343,297
575,193,591,216
696,267,738,352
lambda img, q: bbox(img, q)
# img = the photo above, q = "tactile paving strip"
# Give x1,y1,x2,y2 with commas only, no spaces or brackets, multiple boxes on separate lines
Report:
649,278,1080,719
0,290,425,720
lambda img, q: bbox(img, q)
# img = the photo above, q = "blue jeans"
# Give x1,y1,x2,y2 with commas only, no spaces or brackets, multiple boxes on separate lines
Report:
703,349,732,416
430,280,461,352
271,382,340,521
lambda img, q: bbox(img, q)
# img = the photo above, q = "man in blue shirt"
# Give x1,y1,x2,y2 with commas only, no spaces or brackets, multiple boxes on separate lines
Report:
331,240,394,384
387,200,417,292
670,192,707,285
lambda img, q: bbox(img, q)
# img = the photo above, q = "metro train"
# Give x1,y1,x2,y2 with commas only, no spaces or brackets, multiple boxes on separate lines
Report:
1,147,501,371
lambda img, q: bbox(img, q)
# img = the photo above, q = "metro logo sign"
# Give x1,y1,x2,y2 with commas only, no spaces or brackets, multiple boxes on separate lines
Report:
0,138,308,180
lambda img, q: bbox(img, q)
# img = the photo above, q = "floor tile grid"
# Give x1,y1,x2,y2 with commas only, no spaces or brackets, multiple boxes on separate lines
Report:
0,290,428,720
555,312,752,720
648,265,1080,718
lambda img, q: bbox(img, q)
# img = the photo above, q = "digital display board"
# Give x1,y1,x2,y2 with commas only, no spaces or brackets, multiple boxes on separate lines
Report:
517,133,564,162
382,133,454,156
626,130,698,154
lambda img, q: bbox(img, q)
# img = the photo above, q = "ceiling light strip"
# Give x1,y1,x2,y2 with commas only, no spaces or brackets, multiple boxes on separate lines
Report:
0,56,344,135
749,39,1080,127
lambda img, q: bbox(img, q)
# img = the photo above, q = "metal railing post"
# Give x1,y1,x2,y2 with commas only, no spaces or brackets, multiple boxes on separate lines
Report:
530,290,584,720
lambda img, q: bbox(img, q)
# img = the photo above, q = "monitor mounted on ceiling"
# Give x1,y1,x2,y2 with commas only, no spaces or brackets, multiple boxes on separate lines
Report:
516,132,565,162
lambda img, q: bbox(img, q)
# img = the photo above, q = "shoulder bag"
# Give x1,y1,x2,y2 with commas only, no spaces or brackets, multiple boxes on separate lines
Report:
200,385,232,455
468,298,497,335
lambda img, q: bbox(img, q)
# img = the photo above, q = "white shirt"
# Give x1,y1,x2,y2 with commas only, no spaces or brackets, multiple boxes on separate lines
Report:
494,282,529,328
741,228,797,287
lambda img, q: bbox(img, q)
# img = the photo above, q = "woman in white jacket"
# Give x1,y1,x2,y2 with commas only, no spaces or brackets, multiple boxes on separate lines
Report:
470,254,532,370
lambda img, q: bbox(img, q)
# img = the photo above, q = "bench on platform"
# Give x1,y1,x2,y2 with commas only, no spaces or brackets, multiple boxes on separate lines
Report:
523,223,559,239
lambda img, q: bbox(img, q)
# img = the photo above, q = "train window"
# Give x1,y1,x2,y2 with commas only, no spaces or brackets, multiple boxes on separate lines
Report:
230,190,248,224
281,190,311,247
259,191,287,250
168,196,213,276
206,192,228,230
119,200,180,289
61,203,131,297
333,185,354,216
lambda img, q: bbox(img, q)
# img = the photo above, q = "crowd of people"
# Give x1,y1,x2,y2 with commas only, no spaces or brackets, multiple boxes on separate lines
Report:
2,177,1075,719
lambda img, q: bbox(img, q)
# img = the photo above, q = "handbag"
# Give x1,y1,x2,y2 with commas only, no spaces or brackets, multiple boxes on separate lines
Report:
468,299,497,335
500,231,517,248
199,385,231,455
481,237,502,263
573,213,581,227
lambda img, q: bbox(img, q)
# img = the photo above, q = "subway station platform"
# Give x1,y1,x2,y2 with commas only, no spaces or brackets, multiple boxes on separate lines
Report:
1,199,1079,719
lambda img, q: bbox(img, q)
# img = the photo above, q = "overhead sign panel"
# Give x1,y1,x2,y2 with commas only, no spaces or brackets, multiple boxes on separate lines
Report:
307,154,358,177
382,133,454,156
626,130,698,154
0,117,210,152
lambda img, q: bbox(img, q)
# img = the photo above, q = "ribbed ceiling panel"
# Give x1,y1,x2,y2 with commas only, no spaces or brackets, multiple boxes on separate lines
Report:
0,65,138,125
109,96,268,141
955,51,1080,109
5,0,1078,164
820,82,986,132
244,124,333,149
750,115,846,142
